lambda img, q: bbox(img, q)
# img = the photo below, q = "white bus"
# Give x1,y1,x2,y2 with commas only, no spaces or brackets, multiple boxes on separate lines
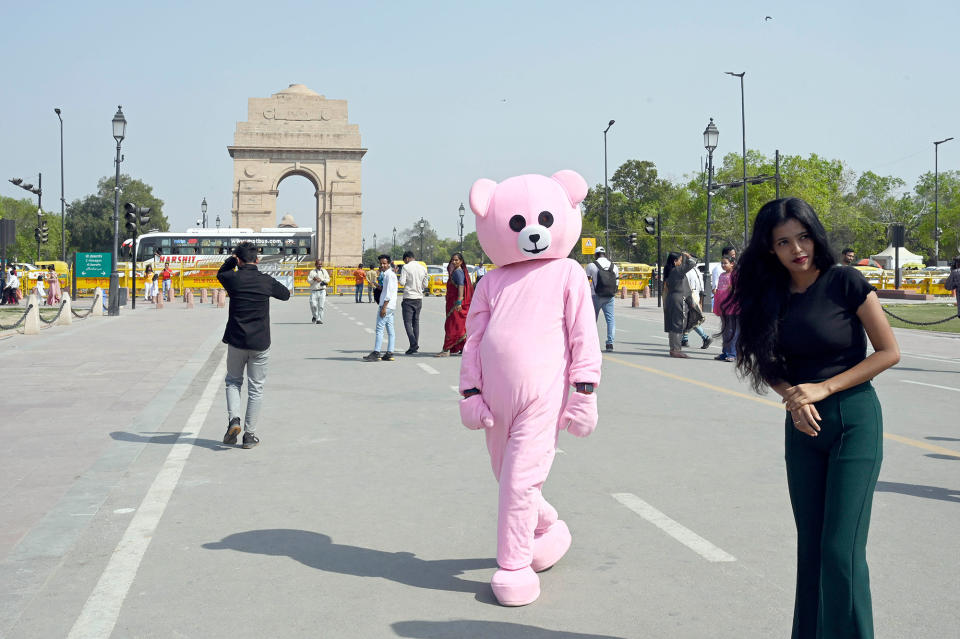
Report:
122,227,316,267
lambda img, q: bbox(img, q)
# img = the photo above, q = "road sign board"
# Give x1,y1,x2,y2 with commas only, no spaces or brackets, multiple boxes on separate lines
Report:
581,237,596,255
76,252,111,277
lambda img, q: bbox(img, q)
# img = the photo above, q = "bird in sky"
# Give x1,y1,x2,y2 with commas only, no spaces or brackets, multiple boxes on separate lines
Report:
764,15,773,21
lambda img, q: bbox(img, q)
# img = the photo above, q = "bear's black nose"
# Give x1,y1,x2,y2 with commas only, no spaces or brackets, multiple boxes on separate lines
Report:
529,234,540,243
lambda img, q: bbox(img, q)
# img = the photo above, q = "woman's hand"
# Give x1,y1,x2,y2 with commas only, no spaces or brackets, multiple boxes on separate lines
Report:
790,403,822,437
782,382,830,411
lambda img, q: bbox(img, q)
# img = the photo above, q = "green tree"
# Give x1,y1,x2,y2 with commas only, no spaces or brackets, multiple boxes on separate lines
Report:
0,195,67,264
65,175,169,255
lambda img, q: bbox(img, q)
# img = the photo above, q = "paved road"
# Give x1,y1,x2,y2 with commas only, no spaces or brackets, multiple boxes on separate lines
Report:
1,293,957,638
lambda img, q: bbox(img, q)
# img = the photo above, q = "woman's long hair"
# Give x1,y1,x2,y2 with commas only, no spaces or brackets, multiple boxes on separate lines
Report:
730,198,836,392
663,252,682,284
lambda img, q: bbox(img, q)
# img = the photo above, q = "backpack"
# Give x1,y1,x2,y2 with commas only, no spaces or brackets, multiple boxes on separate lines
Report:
593,261,618,297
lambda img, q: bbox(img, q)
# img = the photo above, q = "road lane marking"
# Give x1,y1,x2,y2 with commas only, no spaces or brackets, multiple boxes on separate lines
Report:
67,356,226,639
450,385,460,392
355,321,363,326
364,328,374,334
612,493,736,562
902,379,960,393
417,363,440,375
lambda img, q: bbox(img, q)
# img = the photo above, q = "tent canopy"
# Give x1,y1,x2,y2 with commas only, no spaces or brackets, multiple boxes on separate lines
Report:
870,244,924,268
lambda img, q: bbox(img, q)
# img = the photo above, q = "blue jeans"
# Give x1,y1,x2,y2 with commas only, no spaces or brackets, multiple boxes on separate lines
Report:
374,308,395,353
355,283,363,302
592,295,615,345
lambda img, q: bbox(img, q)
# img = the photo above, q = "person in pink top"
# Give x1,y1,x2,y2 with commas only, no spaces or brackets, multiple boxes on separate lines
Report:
459,170,602,607
713,256,739,362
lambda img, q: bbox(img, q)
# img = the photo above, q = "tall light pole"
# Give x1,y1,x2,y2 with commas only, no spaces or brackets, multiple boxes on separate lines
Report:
201,197,208,228
373,233,377,253
725,71,748,246
458,202,465,253
55,108,65,261
108,106,126,316
934,137,953,264
216,215,221,229
603,119,615,253
392,226,397,258
418,217,426,258
703,118,719,313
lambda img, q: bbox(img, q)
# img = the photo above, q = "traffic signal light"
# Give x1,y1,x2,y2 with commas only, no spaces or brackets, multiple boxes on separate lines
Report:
39,221,48,243
629,232,638,246
34,226,41,242
124,202,152,234
644,216,657,235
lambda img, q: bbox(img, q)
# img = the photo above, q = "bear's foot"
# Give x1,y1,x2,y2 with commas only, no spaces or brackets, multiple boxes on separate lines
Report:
531,519,572,572
491,567,540,607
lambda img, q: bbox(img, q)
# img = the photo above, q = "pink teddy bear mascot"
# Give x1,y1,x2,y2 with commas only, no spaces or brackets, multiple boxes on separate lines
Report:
458,170,603,606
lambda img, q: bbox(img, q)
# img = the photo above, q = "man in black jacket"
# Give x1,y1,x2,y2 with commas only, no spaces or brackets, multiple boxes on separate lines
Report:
217,242,291,448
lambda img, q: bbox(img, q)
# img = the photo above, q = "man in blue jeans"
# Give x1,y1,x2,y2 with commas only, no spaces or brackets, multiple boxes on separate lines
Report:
363,254,397,361
584,246,618,351
217,242,291,449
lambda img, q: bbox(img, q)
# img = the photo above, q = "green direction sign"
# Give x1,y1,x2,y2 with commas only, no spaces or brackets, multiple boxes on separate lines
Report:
76,252,111,277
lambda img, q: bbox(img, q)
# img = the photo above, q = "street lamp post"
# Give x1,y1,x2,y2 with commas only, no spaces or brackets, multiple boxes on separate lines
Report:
703,118,719,313
725,71,748,246
108,106,126,316
392,227,397,259
418,218,426,258
934,137,953,264
55,108,65,262
458,202,465,253
603,119,615,253
216,215,221,229
373,233,377,253
201,197,208,228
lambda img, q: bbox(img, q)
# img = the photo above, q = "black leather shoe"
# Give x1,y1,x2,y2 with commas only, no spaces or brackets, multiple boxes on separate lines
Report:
223,417,241,445
381,352,395,361
242,432,259,449
362,351,381,361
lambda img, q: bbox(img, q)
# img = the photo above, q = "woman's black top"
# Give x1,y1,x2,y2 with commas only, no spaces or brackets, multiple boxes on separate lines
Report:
778,265,875,384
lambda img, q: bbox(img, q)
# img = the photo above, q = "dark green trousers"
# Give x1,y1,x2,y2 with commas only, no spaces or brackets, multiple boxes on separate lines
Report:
784,382,882,639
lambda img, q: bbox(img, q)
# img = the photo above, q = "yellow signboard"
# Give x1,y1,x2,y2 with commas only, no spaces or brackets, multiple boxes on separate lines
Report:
581,238,596,255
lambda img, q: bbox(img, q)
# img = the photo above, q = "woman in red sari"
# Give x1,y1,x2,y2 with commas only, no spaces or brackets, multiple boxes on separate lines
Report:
436,252,473,356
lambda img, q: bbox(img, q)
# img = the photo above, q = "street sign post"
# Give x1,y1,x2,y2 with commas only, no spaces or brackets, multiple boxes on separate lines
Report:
76,252,112,278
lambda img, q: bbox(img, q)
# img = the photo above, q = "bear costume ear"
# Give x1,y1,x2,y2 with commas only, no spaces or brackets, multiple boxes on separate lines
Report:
469,178,498,219
551,170,588,206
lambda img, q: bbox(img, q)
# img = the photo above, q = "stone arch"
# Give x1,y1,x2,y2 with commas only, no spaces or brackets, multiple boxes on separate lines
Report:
229,84,366,264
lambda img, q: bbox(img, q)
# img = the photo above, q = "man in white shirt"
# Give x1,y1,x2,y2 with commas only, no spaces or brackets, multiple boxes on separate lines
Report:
2,267,20,305
398,250,429,355
307,259,330,324
583,246,619,351
364,254,398,361
683,263,712,349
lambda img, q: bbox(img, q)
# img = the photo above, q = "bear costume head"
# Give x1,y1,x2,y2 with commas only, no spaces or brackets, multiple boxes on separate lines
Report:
469,170,588,268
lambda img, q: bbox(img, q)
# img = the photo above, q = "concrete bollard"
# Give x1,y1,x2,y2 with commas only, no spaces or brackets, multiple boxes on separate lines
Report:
631,291,640,307
211,289,217,305
185,289,194,309
57,293,73,325
91,288,104,317
619,286,626,299
166,288,173,302
24,294,40,334
641,285,650,299
156,292,164,309
217,290,226,308
201,289,208,304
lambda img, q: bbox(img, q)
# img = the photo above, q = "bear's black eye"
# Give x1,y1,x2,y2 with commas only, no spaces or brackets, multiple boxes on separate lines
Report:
538,211,554,228
508,215,526,232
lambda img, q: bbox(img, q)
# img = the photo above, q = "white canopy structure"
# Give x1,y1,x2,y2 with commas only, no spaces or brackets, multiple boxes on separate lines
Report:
870,245,925,269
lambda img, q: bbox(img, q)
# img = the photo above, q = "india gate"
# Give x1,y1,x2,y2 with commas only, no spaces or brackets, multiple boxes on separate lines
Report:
228,84,366,265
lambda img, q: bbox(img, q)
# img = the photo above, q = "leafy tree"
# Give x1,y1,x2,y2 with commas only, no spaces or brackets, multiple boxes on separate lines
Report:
65,175,169,255
0,195,66,263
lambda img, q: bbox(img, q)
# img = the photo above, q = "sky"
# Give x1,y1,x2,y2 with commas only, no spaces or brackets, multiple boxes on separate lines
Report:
2,0,958,248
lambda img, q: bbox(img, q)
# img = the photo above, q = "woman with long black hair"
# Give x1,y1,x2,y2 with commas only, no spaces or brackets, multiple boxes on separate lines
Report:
662,251,699,358
729,198,899,638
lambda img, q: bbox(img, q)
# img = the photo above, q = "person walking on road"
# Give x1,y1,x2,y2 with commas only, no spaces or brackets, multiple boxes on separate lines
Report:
944,256,960,318
584,246,618,351
44,265,61,306
682,264,712,349
364,254,398,361
353,263,366,303
731,197,899,639
217,241,291,449
663,251,700,358
161,263,173,299
143,265,156,301
398,250,429,354
307,259,330,324
365,264,378,303
436,252,472,357
710,246,736,297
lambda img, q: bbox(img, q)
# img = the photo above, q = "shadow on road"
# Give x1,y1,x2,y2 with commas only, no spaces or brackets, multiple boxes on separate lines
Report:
202,529,496,598
110,430,229,451
392,620,628,638
875,481,960,503
926,436,960,442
